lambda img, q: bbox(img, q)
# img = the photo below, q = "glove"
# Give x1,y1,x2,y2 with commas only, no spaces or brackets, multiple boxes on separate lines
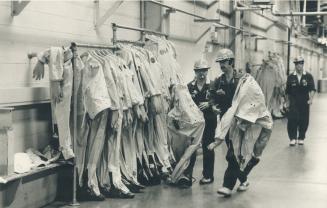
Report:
33,61,45,80
212,105,221,115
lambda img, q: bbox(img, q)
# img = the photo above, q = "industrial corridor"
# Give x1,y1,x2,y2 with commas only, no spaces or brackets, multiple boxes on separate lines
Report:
47,94,327,208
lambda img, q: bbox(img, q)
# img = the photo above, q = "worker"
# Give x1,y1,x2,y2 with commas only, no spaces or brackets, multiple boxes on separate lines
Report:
208,73,273,197
185,58,217,186
285,56,316,146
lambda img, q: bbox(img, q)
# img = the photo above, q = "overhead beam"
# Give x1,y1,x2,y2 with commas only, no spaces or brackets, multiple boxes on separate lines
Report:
11,0,30,16
95,0,124,28
186,0,218,9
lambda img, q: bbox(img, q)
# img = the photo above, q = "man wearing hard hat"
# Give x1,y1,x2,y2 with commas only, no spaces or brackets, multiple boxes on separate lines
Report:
180,58,218,188
208,48,241,196
207,48,273,197
285,56,316,146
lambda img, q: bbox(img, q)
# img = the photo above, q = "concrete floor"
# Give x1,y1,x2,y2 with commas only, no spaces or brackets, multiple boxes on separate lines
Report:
48,94,327,208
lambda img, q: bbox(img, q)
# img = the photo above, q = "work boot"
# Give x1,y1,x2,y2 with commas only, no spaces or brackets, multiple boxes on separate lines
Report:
107,186,135,199
217,187,232,197
177,175,192,189
199,177,214,185
289,139,296,146
237,181,250,192
78,188,105,201
239,156,260,183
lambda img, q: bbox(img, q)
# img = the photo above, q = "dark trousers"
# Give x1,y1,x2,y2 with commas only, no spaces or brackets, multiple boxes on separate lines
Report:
184,118,217,179
287,103,310,140
202,118,217,179
223,139,259,190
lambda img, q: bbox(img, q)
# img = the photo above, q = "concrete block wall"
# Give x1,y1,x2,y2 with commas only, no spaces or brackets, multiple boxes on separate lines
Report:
0,0,325,155
0,0,140,162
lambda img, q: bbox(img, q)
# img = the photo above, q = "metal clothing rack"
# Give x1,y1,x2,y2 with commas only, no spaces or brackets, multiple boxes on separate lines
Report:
112,23,169,45
114,39,145,47
69,42,118,206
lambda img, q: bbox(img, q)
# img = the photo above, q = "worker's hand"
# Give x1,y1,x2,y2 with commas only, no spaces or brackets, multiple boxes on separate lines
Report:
172,119,180,130
33,61,45,80
307,99,313,105
212,105,221,115
51,81,63,103
216,89,225,96
199,102,209,110
208,139,224,150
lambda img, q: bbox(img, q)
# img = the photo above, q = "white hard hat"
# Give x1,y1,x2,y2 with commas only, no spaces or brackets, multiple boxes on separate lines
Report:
194,59,210,70
216,48,235,62
293,56,304,63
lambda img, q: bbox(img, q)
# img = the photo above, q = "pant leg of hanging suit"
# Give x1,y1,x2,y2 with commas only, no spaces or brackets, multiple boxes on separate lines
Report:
106,110,131,194
133,116,152,182
70,56,91,187
52,62,75,160
81,53,112,196
85,110,109,196
120,114,140,185
41,47,75,160
167,85,205,183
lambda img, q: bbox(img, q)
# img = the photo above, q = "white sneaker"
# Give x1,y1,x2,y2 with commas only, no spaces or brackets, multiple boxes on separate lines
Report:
217,187,232,197
289,140,296,146
298,140,304,145
237,181,250,192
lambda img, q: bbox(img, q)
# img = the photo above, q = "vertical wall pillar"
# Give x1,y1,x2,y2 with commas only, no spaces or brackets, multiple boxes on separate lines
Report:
0,108,14,176
233,10,244,70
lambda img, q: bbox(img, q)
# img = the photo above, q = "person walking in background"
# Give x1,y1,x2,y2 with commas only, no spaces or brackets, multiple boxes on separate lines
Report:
285,56,316,146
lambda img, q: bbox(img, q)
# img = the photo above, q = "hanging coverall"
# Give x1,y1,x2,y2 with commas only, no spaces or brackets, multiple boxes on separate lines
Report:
35,47,75,160
285,71,316,141
80,52,112,196
117,46,159,184
131,48,172,174
213,73,273,190
167,84,205,184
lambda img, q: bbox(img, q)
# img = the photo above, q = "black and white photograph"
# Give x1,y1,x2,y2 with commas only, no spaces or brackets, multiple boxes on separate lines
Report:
0,0,326,207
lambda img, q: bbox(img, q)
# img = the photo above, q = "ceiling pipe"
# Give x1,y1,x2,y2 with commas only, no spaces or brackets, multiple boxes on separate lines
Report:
148,0,285,44
272,10,327,16
234,1,271,11
234,1,289,30
194,19,221,22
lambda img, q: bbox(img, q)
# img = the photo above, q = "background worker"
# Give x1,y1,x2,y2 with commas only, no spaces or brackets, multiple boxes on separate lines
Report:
285,56,316,146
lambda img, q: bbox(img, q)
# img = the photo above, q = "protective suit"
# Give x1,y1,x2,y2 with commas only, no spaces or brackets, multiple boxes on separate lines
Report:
35,47,75,160
167,84,205,183
214,73,273,190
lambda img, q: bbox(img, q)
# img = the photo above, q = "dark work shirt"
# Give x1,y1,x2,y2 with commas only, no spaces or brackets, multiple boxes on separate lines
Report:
187,80,216,121
286,71,316,106
209,73,238,118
